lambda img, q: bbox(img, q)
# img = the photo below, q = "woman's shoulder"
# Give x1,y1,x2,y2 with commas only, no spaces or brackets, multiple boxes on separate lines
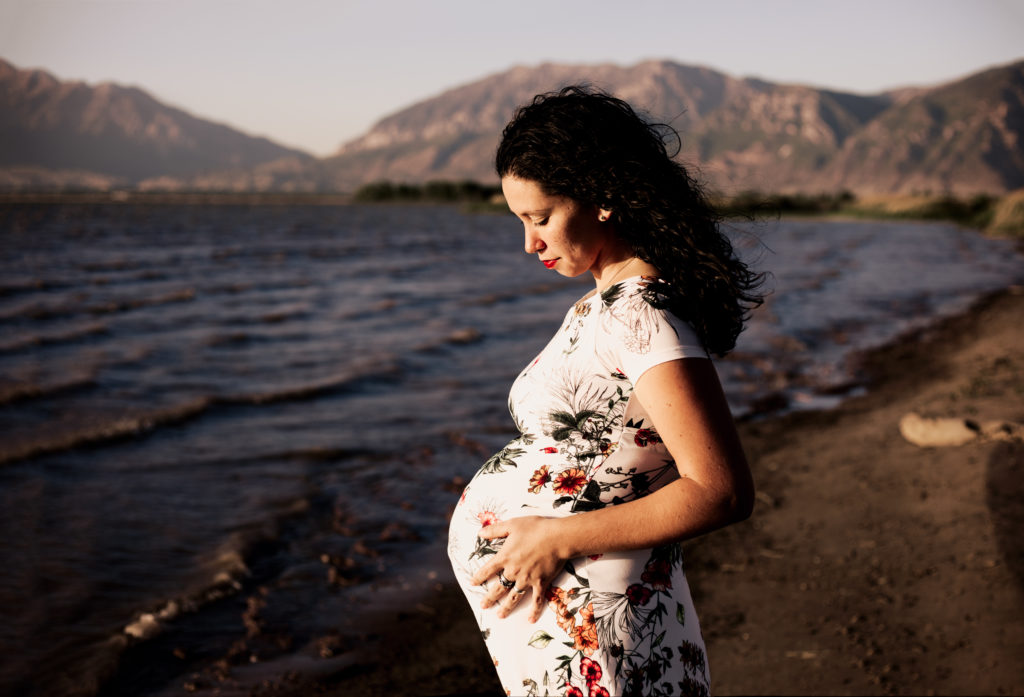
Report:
595,276,706,359
597,275,662,310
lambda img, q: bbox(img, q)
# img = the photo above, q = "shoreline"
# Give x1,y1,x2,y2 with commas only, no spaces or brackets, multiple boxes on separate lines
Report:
2,190,1022,239
221,286,1024,697
90,286,1024,697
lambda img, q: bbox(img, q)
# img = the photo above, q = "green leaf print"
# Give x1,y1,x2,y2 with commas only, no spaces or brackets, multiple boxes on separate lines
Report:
527,630,553,648
676,602,686,625
551,428,574,442
479,445,525,473
469,535,501,561
570,479,606,512
601,282,624,306
549,409,603,442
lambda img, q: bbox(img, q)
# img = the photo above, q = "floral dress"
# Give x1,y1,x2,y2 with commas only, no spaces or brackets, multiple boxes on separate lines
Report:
448,277,712,697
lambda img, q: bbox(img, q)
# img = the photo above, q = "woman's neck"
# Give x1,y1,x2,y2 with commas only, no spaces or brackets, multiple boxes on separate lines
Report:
592,255,658,292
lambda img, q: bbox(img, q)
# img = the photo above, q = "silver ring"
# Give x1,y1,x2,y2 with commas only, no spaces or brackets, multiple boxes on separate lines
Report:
512,587,528,595
497,570,516,590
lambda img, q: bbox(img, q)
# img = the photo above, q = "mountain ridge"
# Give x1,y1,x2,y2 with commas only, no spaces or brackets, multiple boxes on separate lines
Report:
2,57,1022,195
323,58,1024,196
0,58,314,188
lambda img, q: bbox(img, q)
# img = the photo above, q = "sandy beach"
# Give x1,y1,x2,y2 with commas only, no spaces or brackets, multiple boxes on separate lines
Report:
227,285,1024,697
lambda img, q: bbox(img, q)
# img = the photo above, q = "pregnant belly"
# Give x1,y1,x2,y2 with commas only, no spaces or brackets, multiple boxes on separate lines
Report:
447,447,566,586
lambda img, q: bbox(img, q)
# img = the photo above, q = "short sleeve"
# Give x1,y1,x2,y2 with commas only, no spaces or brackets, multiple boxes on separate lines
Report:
597,289,708,382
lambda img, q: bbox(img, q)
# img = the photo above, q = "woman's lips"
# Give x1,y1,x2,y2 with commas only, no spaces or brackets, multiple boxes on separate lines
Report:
542,258,558,268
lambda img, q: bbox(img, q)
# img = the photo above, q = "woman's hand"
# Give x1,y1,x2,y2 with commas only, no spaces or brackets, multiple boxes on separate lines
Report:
469,516,566,623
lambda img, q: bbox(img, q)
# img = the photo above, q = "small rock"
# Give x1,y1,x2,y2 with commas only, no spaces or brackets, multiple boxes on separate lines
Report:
898,413,979,447
124,613,161,640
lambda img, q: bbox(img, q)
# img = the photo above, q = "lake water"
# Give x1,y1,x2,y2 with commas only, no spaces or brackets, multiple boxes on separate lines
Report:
0,203,1020,695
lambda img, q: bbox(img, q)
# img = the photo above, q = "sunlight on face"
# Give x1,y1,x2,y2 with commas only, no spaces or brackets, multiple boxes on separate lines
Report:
501,176,622,279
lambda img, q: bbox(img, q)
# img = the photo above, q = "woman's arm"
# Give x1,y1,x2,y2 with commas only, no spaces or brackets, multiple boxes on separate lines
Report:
470,357,754,622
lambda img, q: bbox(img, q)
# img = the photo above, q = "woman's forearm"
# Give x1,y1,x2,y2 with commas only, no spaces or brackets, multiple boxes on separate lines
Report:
552,473,753,560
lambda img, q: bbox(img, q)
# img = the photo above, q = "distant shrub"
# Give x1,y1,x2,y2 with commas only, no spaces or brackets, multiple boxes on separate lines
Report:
717,190,855,217
716,190,1012,231
988,189,1024,236
353,179,500,204
908,194,996,226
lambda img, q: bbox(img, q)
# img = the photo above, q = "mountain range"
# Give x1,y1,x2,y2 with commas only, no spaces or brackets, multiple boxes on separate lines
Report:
2,57,1022,195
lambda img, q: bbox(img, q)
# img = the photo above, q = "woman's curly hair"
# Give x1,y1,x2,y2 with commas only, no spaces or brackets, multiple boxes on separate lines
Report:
496,85,764,356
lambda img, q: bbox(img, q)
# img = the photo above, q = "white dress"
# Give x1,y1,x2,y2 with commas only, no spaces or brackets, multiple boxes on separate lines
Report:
448,277,712,697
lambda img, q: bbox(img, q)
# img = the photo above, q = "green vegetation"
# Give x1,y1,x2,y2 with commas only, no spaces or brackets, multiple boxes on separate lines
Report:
352,179,1024,235
716,191,857,217
987,190,1024,237
840,193,998,229
718,189,1024,236
353,179,502,204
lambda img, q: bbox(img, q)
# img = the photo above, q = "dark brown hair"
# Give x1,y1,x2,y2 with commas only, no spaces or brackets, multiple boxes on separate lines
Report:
496,85,763,356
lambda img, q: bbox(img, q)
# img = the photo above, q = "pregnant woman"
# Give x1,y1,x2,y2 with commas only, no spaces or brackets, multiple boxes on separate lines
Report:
448,86,762,697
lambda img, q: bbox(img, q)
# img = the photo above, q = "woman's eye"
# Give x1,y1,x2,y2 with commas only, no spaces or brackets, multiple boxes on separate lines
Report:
534,218,549,226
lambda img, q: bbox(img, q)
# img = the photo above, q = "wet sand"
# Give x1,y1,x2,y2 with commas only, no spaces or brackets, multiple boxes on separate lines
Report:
141,286,1024,697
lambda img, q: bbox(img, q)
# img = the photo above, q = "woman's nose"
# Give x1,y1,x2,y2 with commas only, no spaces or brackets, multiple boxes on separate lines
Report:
524,228,546,255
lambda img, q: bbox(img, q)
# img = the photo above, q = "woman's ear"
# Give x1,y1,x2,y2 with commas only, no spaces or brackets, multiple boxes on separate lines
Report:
597,208,612,222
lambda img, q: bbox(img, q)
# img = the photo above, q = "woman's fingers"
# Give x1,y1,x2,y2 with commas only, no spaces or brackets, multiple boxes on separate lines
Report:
494,580,547,621
480,571,549,622
470,517,559,620
496,584,529,618
480,566,518,608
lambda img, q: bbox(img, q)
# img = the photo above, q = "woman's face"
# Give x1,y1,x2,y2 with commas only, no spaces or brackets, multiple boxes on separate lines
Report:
501,176,622,279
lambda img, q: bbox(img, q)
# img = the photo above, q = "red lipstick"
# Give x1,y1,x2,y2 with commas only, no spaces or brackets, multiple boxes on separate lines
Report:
542,259,558,268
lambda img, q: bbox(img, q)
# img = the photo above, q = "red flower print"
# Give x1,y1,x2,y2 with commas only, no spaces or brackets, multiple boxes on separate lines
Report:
476,510,498,527
625,583,652,606
565,686,584,697
580,656,602,685
528,465,551,493
640,559,672,591
541,446,558,453
553,467,588,495
590,686,610,697
633,428,663,447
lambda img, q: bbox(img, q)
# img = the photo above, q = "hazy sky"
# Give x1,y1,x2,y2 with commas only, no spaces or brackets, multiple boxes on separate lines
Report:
2,0,1022,156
